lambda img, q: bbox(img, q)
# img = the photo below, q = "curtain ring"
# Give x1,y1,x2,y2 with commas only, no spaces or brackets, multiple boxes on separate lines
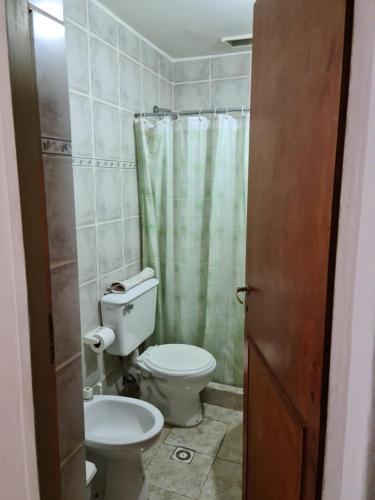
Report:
214,108,217,119
242,106,245,118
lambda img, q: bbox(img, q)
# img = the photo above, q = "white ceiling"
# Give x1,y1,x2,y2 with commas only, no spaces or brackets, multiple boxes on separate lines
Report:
100,0,254,59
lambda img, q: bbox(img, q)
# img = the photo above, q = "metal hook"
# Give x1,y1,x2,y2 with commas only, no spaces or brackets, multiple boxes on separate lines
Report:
199,109,202,121
214,108,217,119
242,106,245,118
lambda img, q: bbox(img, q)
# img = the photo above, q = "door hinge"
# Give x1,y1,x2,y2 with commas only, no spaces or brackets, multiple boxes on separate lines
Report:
48,312,55,364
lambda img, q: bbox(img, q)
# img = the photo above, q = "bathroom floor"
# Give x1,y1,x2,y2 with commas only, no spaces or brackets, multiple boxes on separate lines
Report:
143,403,243,500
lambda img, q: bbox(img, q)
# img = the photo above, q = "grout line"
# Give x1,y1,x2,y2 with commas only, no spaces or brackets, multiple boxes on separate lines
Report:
55,352,81,373
91,0,174,61
174,75,250,86
65,7,251,63
86,0,100,308
59,442,85,469
50,258,77,270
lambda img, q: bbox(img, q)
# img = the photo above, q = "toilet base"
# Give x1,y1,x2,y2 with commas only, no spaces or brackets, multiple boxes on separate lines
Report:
88,451,147,500
140,377,203,427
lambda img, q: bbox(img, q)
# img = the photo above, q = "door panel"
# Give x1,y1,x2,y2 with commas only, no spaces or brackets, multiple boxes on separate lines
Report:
244,0,352,498
248,343,305,500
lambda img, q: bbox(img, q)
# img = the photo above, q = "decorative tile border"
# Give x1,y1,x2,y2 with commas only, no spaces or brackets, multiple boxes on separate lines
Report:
72,157,137,169
41,137,72,156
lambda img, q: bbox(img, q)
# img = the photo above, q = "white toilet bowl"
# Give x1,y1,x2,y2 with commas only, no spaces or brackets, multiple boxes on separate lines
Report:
136,344,216,427
84,395,164,500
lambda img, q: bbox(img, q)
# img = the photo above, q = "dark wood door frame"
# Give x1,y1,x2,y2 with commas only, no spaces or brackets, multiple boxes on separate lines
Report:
5,1,61,498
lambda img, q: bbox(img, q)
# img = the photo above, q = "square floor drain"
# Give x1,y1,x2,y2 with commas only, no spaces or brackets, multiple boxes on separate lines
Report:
171,446,195,464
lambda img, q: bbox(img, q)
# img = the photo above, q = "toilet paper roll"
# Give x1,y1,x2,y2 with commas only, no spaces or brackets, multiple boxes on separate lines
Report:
89,327,115,354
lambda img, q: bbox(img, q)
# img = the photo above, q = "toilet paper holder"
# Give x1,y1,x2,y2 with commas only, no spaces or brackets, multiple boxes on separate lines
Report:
83,327,115,396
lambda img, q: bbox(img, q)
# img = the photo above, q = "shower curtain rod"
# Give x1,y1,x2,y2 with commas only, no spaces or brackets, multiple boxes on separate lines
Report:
134,105,250,118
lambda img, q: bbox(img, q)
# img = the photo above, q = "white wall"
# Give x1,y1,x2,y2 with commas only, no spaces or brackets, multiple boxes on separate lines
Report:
323,0,375,498
0,1,40,498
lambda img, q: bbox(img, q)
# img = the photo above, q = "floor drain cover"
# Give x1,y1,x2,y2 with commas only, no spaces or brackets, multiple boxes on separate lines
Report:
171,447,194,464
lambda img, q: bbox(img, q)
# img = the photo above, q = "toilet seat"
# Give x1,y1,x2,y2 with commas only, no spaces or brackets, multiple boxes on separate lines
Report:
138,344,216,377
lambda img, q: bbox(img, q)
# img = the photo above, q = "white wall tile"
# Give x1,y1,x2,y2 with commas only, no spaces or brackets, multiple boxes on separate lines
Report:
97,221,124,274
64,0,87,26
118,24,140,61
211,53,251,79
73,167,95,226
90,37,118,105
121,111,136,161
160,79,173,110
69,92,92,157
123,169,139,217
88,1,117,46
142,68,159,112
65,21,89,93
125,260,141,279
211,78,250,108
96,167,122,222
33,12,71,139
79,280,99,335
93,101,121,159
119,55,141,111
43,155,77,266
56,358,84,460
77,226,97,284
141,40,160,73
124,217,141,264
51,262,81,368
174,82,210,110
174,59,209,82
160,54,173,81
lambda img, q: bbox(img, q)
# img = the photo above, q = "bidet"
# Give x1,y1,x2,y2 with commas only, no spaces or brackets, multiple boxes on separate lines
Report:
84,395,164,500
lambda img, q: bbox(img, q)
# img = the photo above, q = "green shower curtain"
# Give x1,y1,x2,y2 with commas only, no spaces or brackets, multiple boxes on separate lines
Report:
135,114,249,387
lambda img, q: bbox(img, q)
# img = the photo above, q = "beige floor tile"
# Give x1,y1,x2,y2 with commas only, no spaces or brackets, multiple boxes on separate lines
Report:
143,427,171,468
165,418,227,456
149,485,191,500
146,444,214,498
217,424,243,464
198,458,242,499
203,403,243,425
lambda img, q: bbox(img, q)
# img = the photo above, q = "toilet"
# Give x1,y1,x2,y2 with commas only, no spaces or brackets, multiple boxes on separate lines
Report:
100,278,216,427
137,344,216,427
85,460,96,500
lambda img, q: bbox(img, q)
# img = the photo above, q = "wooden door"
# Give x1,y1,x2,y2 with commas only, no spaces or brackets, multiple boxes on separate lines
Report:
243,0,352,499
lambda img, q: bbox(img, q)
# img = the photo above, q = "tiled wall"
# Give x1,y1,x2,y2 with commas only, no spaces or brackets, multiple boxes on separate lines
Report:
174,52,251,110
30,1,85,498
63,0,251,390
63,0,174,388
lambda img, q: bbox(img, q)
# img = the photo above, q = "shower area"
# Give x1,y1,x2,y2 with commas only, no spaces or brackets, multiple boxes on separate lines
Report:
134,106,249,386
63,0,252,394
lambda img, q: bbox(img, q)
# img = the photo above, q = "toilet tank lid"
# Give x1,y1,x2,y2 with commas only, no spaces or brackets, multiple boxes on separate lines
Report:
100,278,159,305
85,461,97,485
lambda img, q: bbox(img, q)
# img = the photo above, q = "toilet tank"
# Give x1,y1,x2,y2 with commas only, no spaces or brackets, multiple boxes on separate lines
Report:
100,278,158,356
